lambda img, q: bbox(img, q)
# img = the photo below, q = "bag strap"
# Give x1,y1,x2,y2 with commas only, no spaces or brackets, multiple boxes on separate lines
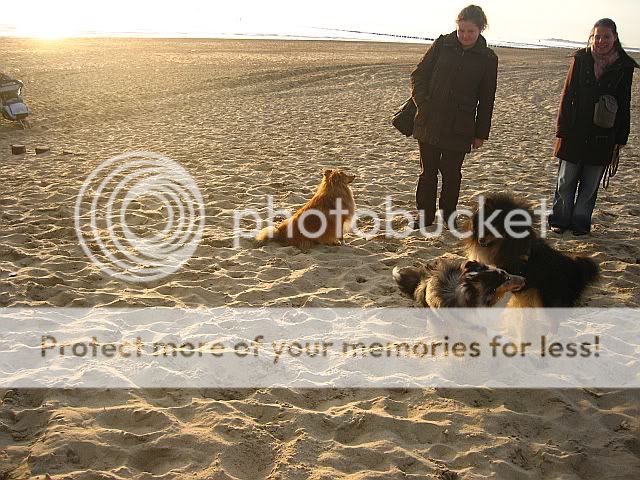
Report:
610,69,625,90
602,145,620,189
425,37,443,98
599,64,625,96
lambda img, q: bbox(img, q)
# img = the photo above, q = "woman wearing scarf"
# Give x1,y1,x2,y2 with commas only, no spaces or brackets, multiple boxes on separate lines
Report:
549,18,639,236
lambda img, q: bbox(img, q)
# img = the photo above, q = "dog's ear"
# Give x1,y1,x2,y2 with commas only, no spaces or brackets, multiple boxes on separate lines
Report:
462,271,479,281
462,260,483,273
460,261,483,286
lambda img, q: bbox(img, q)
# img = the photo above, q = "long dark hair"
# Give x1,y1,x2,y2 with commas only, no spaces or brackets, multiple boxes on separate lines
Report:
588,18,623,52
589,18,639,66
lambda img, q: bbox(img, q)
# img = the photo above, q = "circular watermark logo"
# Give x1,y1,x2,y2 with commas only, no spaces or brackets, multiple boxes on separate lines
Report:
74,151,205,282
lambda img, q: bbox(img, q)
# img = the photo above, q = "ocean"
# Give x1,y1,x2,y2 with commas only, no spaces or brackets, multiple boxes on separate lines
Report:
1,24,638,51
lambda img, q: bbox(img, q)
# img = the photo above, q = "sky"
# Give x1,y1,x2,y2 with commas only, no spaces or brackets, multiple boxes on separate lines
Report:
1,0,639,48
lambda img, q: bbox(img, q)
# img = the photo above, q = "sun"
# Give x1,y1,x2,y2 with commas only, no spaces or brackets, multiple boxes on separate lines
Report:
20,30,73,40
14,20,78,40
11,1,83,40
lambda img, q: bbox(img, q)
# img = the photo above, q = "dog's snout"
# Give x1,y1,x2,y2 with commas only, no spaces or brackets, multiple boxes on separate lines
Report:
506,274,526,292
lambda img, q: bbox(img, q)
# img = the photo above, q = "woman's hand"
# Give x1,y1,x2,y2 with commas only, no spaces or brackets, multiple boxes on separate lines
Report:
472,138,484,149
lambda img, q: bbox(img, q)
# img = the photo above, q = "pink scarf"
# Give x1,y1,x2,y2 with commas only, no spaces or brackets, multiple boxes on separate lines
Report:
591,47,619,80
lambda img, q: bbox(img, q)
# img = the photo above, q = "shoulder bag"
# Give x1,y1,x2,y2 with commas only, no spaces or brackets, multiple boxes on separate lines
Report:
391,39,441,137
391,98,417,136
593,71,624,129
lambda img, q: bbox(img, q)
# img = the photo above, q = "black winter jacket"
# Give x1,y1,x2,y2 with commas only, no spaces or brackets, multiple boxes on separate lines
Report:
411,31,498,153
554,47,638,165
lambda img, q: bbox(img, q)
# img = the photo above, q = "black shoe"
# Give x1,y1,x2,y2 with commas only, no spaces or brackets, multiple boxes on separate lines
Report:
550,226,566,234
412,219,433,230
572,230,589,236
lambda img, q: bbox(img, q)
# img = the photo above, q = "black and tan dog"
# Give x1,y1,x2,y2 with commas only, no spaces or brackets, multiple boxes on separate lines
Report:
463,193,599,307
393,259,525,308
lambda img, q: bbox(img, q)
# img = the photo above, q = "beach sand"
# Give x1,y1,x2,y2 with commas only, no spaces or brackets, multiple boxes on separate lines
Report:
0,38,639,478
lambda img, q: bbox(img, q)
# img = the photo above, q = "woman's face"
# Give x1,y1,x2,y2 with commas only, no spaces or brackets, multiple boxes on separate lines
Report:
591,26,617,55
457,20,481,49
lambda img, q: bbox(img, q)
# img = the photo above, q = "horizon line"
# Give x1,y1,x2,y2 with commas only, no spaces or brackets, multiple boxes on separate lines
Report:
0,30,638,52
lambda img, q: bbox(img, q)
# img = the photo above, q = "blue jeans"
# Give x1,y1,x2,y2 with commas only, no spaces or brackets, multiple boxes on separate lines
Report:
549,160,606,233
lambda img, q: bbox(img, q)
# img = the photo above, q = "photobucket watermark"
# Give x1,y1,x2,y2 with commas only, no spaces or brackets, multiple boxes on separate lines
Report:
234,195,551,248
74,151,205,282
3,308,638,388
72,152,551,282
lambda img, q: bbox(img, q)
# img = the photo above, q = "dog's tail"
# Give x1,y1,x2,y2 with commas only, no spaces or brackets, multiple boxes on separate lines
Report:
255,225,282,246
392,266,425,298
575,256,599,286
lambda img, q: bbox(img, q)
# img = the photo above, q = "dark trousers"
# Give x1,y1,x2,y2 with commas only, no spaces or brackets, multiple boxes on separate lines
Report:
416,141,465,225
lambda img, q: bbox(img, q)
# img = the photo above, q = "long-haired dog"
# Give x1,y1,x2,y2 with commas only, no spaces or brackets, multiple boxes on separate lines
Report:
393,259,525,308
256,169,355,249
462,193,599,307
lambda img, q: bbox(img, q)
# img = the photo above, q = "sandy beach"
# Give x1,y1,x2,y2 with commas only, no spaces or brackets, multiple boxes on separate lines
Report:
1,37,639,478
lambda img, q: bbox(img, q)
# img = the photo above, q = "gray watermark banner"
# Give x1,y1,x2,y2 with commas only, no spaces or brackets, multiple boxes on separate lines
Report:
0,308,637,388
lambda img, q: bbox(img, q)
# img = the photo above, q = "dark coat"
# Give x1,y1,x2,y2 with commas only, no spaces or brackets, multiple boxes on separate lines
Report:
411,31,498,153
554,47,638,165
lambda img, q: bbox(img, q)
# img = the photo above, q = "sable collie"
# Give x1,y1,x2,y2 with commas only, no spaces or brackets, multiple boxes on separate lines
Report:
256,169,355,249
462,193,599,307
393,259,525,308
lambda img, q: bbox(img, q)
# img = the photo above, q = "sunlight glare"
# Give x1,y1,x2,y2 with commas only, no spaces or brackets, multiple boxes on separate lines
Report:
12,1,83,39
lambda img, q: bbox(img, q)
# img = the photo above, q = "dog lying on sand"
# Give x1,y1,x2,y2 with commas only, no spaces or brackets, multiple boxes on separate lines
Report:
256,169,355,249
393,259,525,308
463,193,599,307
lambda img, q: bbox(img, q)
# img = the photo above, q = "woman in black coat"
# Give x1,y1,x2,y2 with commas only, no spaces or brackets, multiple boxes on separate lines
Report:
410,4,498,230
549,18,638,236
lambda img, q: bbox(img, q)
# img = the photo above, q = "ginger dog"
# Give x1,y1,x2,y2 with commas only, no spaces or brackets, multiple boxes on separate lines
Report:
256,169,355,249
